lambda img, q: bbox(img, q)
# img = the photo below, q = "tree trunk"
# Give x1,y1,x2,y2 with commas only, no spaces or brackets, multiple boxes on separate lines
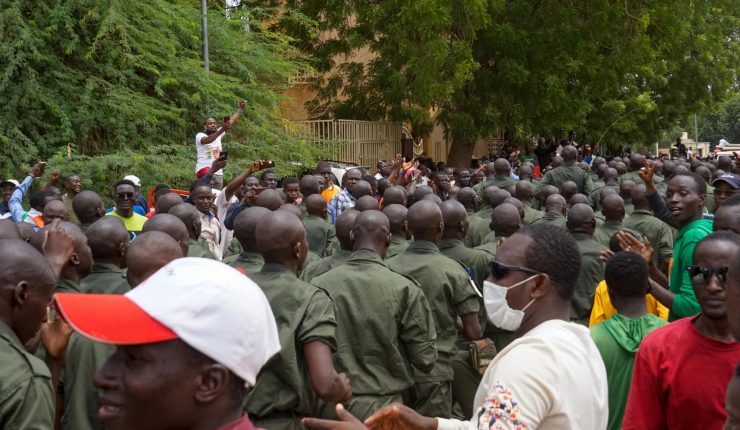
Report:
446,135,476,168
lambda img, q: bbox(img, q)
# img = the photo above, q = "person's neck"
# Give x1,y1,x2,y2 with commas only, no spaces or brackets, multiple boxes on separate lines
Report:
693,315,735,343
95,258,124,269
634,205,650,212
613,299,648,319
115,207,133,218
516,300,570,337
678,212,704,229
414,236,439,245
354,245,384,259
190,405,243,430
60,268,82,285
265,259,300,274
441,233,463,241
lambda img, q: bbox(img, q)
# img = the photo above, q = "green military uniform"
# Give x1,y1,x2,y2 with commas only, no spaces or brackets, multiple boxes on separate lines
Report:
299,250,322,278
0,321,55,429
592,221,641,249
624,209,674,270
63,194,81,225
438,239,492,289
187,237,217,259
463,210,489,248
474,206,492,220
475,232,498,256
618,170,642,185
522,204,544,225
57,278,81,293
531,211,567,230
595,212,605,227
570,232,606,325
300,249,352,282
588,183,619,210
705,184,716,213
386,241,480,418
475,176,517,201
80,263,130,295
227,251,265,276
624,202,635,215
386,235,410,259
304,215,336,257
246,264,338,430
311,250,438,420
539,163,594,195
222,239,243,262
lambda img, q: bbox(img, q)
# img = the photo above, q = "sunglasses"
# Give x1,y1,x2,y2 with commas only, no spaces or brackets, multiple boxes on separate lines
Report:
116,192,135,200
687,265,729,284
490,260,542,280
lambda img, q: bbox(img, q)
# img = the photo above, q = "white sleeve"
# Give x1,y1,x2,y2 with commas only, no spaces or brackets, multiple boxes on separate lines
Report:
195,132,206,145
437,418,474,430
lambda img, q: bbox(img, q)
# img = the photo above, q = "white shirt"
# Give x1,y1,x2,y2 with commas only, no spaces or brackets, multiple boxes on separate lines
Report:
719,138,729,149
195,132,224,176
437,319,608,430
214,190,238,255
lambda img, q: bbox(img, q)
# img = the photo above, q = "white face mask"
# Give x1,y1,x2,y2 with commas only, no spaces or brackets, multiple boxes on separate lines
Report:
483,275,538,331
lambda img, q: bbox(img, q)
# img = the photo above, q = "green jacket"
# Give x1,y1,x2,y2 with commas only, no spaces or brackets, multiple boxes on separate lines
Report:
311,250,438,396
570,232,606,324
227,251,265,276
475,231,498,256
0,320,55,429
474,176,517,205
246,264,338,418
386,235,410,260
522,203,544,225
386,241,480,381
532,211,567,230
300,249,353,282
464,210,490,248
299,250,323,278
187,237,217,260
618,170,643,185
539,163,594,195
590,314,667,430
592,221,641,249
57,278,81,294
623,209,674,269
438,238,493,289
588,183,619,210
304,215,336,257
80,263,130,295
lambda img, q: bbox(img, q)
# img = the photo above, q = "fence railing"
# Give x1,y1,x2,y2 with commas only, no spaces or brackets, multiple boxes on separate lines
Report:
293,119,402,168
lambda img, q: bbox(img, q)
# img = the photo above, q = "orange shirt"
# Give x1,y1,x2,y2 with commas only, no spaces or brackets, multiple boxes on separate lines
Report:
321,184,341,203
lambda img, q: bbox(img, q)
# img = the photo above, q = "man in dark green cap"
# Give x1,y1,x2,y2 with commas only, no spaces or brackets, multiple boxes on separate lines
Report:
386,200,481,418
311,210,437,420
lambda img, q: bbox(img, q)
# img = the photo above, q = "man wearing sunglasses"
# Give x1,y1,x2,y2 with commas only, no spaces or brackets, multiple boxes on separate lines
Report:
623,231,740,430
105,179,148,234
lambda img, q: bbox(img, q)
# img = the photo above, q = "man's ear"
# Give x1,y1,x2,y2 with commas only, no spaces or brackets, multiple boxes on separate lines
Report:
194,363,231,403
69,251,80,267
292,241,302,260
12,281,30,308
530,274,551,299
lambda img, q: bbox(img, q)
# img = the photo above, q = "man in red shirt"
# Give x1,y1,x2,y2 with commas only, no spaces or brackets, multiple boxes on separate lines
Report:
622,231,740,430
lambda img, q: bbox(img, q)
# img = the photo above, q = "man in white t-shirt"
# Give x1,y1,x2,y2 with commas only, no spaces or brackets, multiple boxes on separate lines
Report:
303,223,609,430
194,99,246,190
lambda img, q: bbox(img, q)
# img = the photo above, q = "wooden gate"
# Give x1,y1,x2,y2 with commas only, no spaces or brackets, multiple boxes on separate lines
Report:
293,120,402,168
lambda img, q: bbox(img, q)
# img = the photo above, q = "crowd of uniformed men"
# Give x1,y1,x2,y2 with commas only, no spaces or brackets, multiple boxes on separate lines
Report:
1,133,740,430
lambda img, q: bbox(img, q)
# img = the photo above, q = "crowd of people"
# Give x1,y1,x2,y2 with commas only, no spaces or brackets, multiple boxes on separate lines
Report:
1,118,740,430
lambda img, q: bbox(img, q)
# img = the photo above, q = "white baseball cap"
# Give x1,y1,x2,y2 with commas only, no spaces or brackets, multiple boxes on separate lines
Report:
1,179,19,188
123,175,141,187
55,258,280,386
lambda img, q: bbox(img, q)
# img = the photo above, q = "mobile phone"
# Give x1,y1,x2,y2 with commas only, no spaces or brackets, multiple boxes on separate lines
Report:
220,150,228,160
266,160,275,168
223,116,231,123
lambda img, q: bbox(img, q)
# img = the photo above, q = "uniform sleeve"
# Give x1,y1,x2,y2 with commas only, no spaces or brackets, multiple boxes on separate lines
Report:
671,239,701,319
297,289,338,351
657,224,674,268
0,373,55,430
622,337,666,429
325,227,336,257
399,286,438,372
453,271,481,317
583,173,594,196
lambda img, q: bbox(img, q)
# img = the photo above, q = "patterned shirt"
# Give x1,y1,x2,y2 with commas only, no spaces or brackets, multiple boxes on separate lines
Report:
198,210,222,260
329,189,356,218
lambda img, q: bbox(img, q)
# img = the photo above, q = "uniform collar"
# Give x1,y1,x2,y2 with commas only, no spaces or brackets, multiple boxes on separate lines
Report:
631,209,652,215
407,240,440,253
349,249,385,264
259,262,297,275
438,238,464,250
238,251,264,262
56,278,81,293
0,320,23,350
90,262,125,274
390,235,408,244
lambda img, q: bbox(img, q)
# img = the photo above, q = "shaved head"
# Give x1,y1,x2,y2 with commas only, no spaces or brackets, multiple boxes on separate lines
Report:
125,231,183,287
168,203,200,240
602,194,625,222
350,180,373,199
407,200,443,243
503,197,525,221
562,145,577,162
143,213,190,256
489,189,512,210
355,195,380,211
255,189,284,211
440,200,467,239
86,216,129,266
631,184,649,209
569,193,589,206
352,210,391,257
0,219,20,240
234,207,270,252
255,209,308,269
493,158,510,176
43,200,69,224
482,186,500,206
567,203,596,234
299,175,320,197
335,209,360,250
383,204,409,238
278,203,303,220
156,192,184,214
72,191,105,224
491,203,522,238
545,194,566,215
561,181,577,201
306,194,327,217
382,186,407,208
515,181,535,202
413,185,433,203
16,223,34,242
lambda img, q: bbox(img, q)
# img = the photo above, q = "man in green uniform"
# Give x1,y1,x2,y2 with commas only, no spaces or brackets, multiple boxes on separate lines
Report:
566,204,607,325
32,221,93,294
60,232,183,430
624,184,674,272
515,181,543,225
619,180,636,215
71,191,106,233
226,206,269,273
383,204,411,259
474,186,500,220
532,194,567,230
247,210,351,430
80,217,130,295
539,145,593,195
457,188,489,248
474,159,517,204
593,194,640,248
590,252,667,430
438,200,493,288
311,210,438,420
381,186,407,208
619,153,645,185
386,200,482,418
301,210,359,281
298,175,321,218
169,203,217,259
303,195,336,257
589,167,620,211
141,213,190,257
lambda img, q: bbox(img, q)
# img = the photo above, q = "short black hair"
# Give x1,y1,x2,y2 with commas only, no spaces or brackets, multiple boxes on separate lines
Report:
260,170,276,181
362,175,378,188
154,183,170,192
180,341,247,405
605,252,649,297
518,224,581,300
153,187,172,202
114,179,136,191
283,176,299,187
673,172,707,196
29,191,58,211
695,231,740,254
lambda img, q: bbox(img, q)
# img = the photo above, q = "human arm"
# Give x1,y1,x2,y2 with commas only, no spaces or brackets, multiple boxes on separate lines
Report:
9,175,34,222
228,99,246,124
41,306,73,392
304,341,352,403
582,173,594,196
223,160,270,201
223,202,248,230
303,404,368,430
460,313,481,341
42,219,76,281
199,127,228,145
617,231,670,291
639,158,676,228
400,288,438,374
42,171,60,192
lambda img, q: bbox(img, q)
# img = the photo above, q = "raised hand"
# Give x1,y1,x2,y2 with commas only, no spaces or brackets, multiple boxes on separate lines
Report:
31,161,47,178
617,231,653,264
40,306,73,361
50,171,61,183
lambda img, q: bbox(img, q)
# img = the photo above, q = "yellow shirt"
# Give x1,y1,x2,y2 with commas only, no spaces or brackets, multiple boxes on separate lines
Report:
589,280,669,327
105,211,148,233
321,184,341,203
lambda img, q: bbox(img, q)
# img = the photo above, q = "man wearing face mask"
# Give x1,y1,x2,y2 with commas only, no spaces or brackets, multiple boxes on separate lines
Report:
357,223,608,430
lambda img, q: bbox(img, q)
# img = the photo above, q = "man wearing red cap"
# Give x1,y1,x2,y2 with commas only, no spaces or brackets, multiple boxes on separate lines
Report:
54,258,281,430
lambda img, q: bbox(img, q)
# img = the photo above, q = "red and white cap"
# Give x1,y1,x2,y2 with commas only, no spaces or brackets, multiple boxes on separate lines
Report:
54,257,280,386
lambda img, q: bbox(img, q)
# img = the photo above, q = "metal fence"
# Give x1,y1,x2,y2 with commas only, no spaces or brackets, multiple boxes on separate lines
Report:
293,120,402,168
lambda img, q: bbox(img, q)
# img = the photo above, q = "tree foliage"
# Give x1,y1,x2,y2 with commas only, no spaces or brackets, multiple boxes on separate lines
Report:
1,0,325,195
697,95,740,146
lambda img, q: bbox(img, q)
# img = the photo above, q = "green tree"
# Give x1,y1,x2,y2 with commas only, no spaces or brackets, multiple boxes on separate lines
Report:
1,0,324,195
697,95,740,147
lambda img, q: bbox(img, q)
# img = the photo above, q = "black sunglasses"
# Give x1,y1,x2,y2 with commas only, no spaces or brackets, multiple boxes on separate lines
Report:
116,192,135,200
490,260,542,280
687,265,729,284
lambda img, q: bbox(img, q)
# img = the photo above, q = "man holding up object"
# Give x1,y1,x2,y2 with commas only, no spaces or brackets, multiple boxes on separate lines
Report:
195,99,246,190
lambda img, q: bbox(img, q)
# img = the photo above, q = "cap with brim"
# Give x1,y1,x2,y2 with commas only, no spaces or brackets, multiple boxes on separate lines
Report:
713,173,740,189
1,179,19,188
55,293,177,345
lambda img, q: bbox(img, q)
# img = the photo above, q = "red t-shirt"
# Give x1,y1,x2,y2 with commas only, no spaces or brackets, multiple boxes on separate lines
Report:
622,316,740,430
